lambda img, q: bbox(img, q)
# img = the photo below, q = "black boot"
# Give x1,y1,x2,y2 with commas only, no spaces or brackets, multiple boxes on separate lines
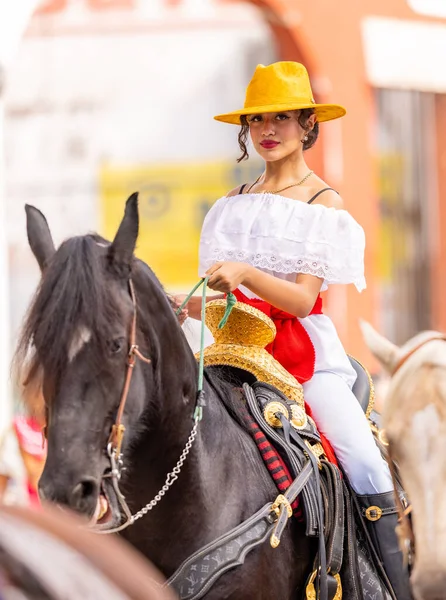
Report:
357,491,412,600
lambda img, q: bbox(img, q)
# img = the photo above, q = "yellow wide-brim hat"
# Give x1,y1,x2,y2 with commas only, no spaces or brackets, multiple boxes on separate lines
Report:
214,61,346,125
197,300,305,409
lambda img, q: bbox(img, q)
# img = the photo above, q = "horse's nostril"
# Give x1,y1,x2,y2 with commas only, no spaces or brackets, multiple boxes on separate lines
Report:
70,477,99,508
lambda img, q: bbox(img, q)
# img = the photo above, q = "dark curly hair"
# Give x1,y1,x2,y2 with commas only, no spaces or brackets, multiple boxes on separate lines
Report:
237,108,319,163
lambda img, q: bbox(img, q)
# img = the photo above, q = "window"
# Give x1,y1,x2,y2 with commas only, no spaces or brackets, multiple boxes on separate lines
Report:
376,90,436,343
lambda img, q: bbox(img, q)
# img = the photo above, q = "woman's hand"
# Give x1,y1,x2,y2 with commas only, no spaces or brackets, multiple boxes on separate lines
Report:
205,262,250,294
168,294,189,325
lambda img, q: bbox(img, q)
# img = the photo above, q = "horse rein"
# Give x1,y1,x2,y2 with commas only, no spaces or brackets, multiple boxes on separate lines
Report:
387,332,446,563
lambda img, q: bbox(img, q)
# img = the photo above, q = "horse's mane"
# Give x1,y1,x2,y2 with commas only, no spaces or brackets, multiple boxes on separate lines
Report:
14,232,189,410
14,234,122,396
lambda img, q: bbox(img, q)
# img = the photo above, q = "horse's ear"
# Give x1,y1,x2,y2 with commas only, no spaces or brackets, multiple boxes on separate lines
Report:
25,204,56,273
109,193,139,269
359,319,399,373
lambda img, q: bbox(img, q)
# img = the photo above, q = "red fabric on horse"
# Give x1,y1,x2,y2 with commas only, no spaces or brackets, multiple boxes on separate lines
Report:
231,392,302,518
249,420,302,518
233,288,338,466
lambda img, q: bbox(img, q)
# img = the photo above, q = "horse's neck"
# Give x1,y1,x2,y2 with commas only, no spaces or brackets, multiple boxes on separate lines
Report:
123,375,275,573
129,377,271,505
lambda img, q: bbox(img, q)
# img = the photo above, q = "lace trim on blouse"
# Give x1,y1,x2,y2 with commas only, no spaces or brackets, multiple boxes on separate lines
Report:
198,193,366,292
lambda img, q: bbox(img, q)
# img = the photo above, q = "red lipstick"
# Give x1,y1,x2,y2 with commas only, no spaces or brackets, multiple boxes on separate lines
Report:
260,141,279,149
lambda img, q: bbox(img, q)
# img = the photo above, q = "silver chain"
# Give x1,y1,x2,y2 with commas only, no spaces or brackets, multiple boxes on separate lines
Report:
95,417,200,534
95,276,213,535
131,417,200,522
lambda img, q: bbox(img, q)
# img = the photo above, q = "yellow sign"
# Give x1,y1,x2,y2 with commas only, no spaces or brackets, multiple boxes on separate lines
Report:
99,161,263,289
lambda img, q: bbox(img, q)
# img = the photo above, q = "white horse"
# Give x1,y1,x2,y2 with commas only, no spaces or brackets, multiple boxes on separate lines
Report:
361,322,446,600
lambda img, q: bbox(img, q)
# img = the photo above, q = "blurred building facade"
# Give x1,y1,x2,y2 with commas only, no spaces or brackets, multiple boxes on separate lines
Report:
3,0,446,392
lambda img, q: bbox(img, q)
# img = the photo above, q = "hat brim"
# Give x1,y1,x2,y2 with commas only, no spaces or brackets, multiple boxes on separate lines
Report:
214,102,346,125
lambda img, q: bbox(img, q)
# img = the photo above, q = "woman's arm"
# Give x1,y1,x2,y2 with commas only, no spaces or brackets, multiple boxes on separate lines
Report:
171,293,225,321
206,262,323,318
244,268,323,317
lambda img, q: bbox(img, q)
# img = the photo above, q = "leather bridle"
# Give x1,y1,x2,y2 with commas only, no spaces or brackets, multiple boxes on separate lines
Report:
40,276,214,534
98,278,206,534
96,278,153,532
390,333,446,376
107,279,151,457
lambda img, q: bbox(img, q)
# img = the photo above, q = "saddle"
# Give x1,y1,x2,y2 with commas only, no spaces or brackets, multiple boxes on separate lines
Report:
170,301,398,600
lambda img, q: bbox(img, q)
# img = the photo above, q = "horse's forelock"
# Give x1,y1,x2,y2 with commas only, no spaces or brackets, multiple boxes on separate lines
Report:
15,235,123,395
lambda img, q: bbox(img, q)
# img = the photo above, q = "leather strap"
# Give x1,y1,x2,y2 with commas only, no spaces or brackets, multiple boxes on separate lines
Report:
281,417,328,599
243,383,328,599
245,384,320,536
108,279,151,455
321,461,344,574
167,462,313,600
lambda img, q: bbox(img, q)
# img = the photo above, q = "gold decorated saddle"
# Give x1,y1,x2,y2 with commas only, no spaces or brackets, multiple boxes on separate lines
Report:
197,298,376,429
187,299,393,600
198,299,305,410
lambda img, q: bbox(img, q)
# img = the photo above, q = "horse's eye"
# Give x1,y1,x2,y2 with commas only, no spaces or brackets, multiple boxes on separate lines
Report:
109,337,125,355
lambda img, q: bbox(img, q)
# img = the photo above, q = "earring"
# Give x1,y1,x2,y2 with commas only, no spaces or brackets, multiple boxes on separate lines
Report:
302,134,309,143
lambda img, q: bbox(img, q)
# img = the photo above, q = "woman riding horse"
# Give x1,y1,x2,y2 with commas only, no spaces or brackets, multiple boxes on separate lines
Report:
175,61,410,599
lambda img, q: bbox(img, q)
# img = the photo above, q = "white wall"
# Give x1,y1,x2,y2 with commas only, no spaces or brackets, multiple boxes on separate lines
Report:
0,0,41,432
4,0,276,400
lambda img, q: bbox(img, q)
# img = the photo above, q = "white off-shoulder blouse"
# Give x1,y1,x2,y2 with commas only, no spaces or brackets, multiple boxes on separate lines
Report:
198,193,366,388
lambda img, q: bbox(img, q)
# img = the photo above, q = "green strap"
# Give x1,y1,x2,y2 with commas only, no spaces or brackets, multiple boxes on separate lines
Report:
175,278,236,420
218,292,237,329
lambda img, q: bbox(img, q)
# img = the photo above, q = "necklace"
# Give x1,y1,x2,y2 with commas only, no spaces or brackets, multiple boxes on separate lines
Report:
247,170,314,195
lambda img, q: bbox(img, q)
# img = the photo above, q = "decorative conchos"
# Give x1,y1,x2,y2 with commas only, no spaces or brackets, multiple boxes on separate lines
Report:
365,506,383,521
290,404,307,430
264,401,289,428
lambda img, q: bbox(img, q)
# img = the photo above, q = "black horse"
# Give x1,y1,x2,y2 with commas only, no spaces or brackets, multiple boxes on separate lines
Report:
15,194,314,599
